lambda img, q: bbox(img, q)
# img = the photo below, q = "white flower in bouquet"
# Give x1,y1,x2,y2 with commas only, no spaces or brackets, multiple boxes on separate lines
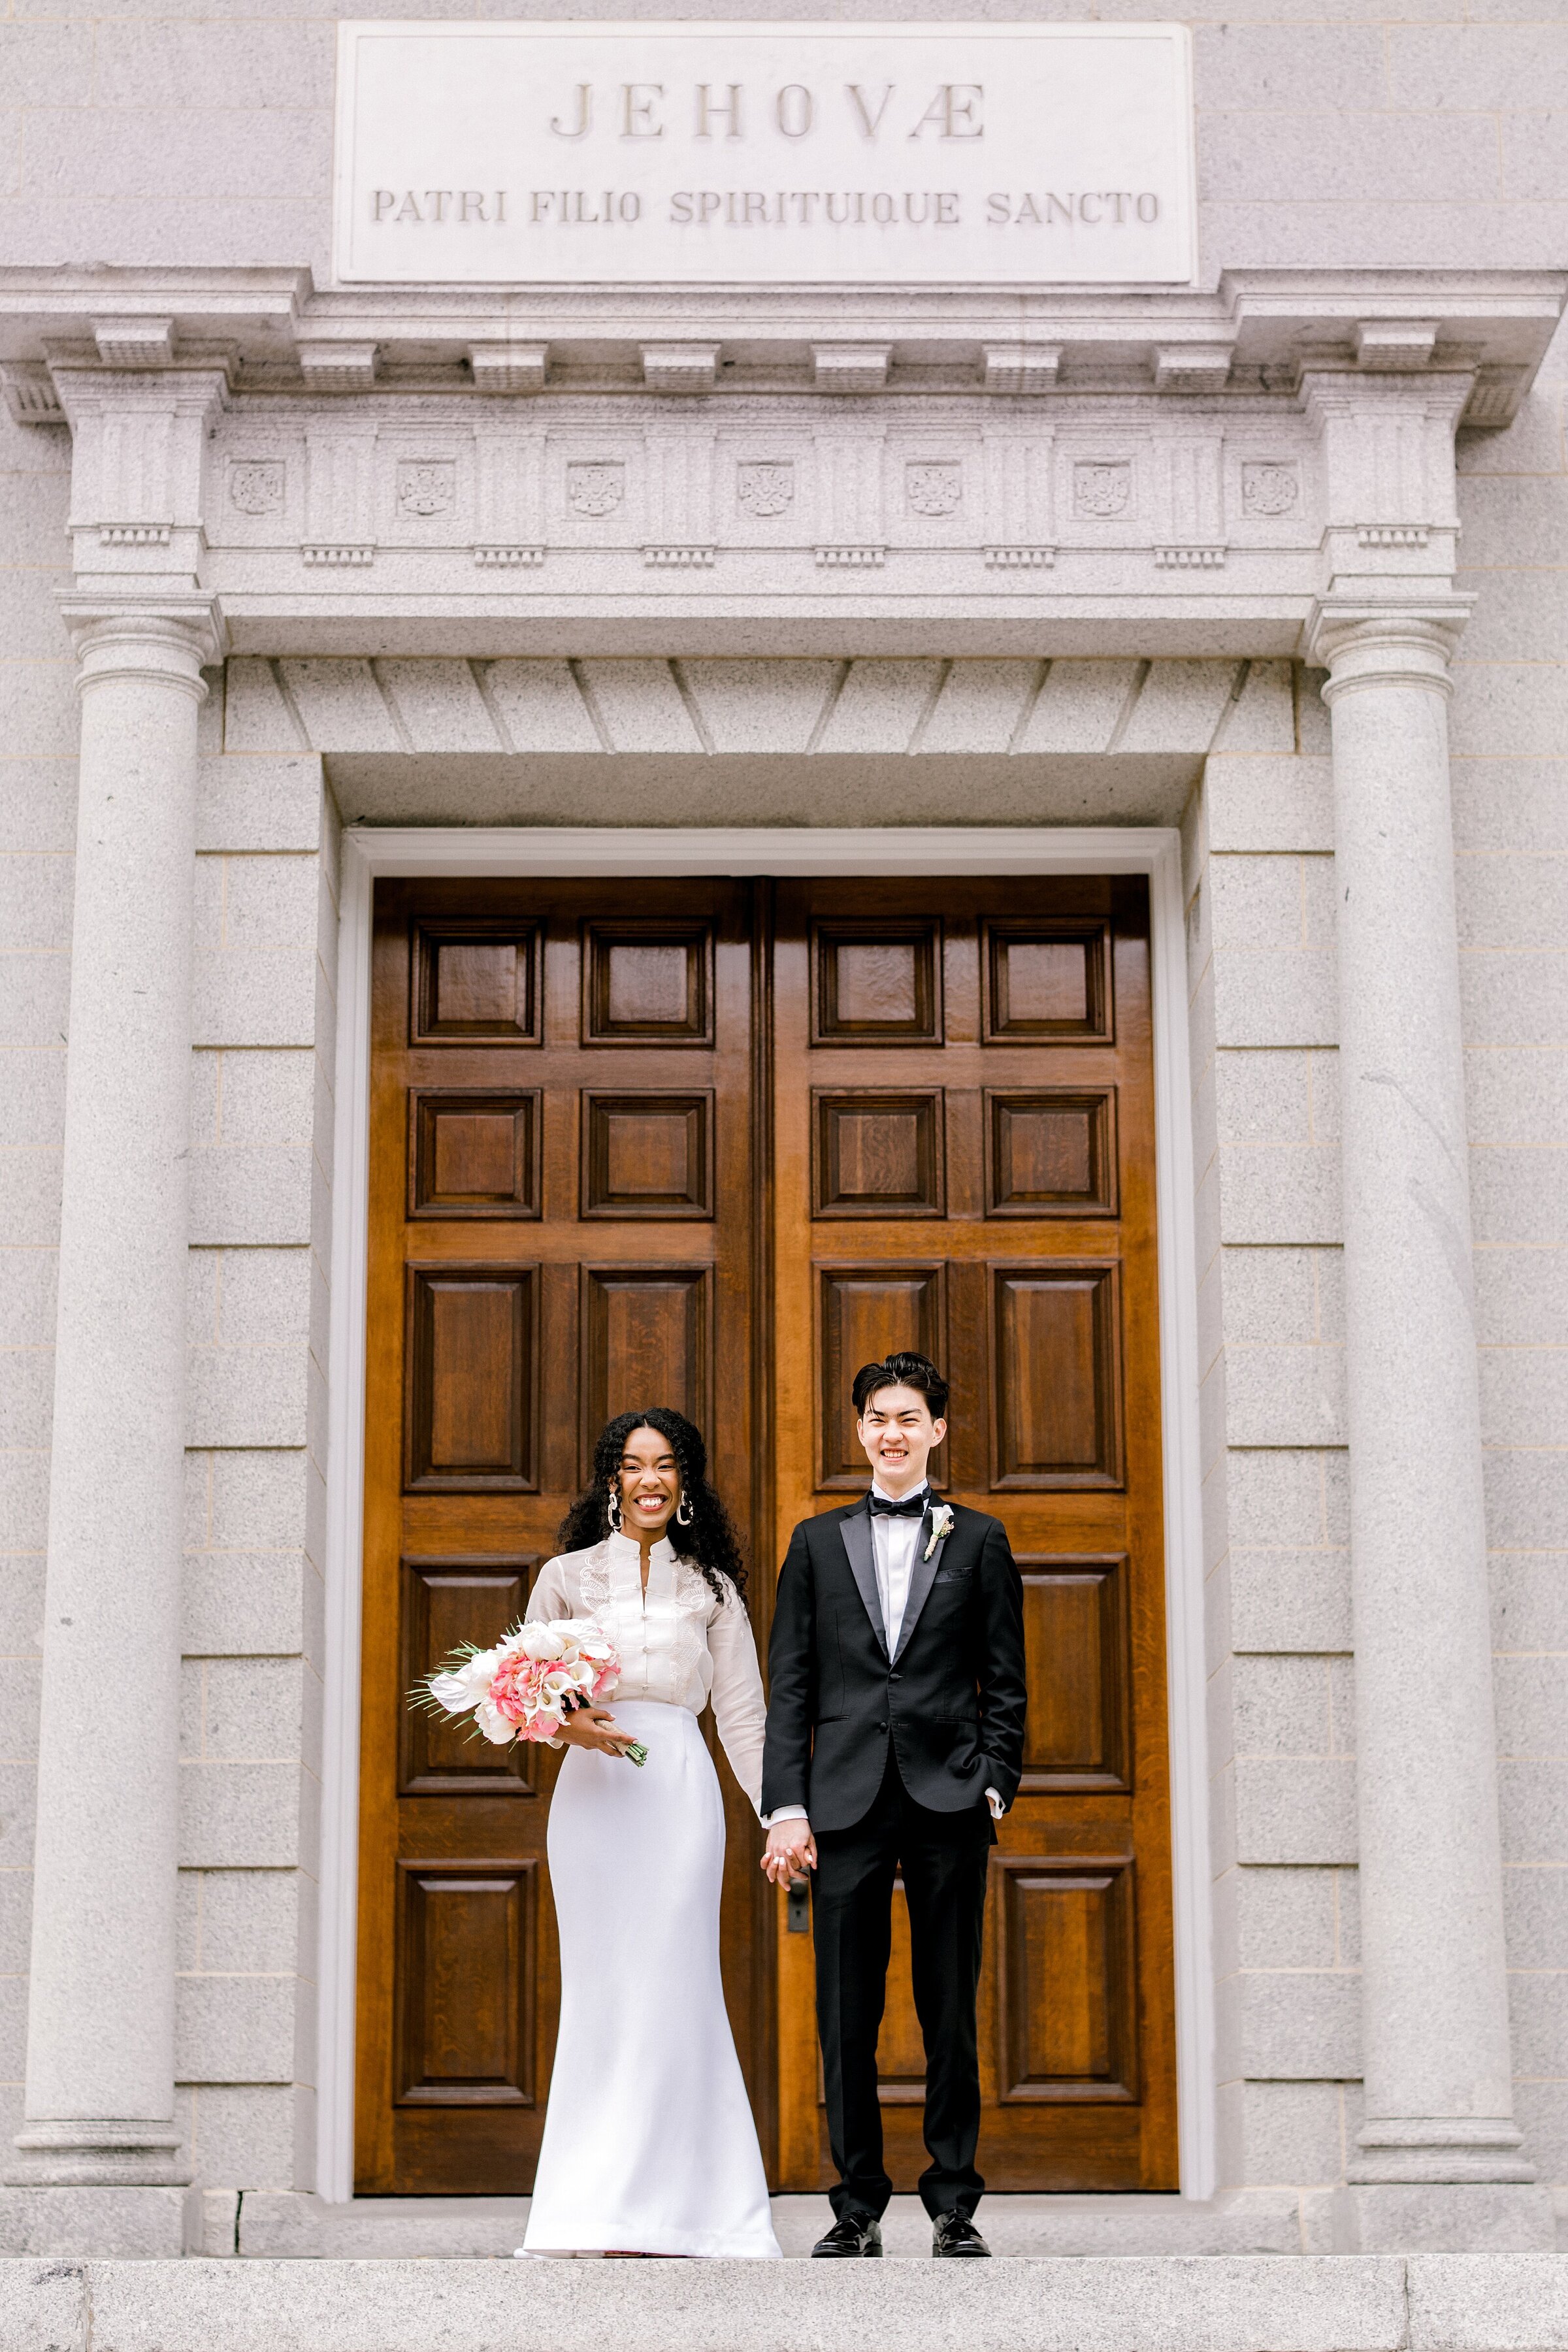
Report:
427,1646,499,1715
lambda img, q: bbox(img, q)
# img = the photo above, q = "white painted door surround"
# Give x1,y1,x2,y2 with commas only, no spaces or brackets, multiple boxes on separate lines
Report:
0,265,1561,2256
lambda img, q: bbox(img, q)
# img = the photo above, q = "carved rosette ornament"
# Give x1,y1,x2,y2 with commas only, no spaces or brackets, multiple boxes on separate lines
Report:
229,460,284,517
736,461,793,518
906,462,962,517
1240,461,1300,519
568,462,625,519
397,461,455,519
1073,461,1132,519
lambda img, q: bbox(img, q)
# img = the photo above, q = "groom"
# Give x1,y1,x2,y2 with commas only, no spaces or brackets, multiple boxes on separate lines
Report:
761,1352,1026,2259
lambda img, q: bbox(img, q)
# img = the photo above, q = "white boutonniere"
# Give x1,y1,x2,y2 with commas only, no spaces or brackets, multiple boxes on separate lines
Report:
924,1505,956,1562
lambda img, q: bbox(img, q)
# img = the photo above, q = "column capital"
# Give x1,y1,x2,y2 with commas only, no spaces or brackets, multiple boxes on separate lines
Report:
1305,594,1473,701
58,589,227,693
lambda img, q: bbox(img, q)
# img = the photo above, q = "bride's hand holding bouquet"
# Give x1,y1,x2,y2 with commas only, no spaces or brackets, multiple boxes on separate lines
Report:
555,1700,641,1759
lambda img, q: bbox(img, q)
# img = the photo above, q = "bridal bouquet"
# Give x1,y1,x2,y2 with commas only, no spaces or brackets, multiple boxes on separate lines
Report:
414,1618,649,1764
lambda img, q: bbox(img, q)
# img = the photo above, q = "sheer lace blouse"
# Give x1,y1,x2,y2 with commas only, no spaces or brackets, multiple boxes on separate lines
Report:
525,1532,768,1816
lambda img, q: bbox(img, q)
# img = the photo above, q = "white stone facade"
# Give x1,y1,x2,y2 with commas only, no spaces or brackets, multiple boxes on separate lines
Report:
0,0,1565,2287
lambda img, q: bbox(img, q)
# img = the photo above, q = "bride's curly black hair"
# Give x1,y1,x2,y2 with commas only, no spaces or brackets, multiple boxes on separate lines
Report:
557,1407,747,1604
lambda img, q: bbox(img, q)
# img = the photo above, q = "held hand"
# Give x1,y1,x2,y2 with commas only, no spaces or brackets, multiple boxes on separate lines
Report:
762,1818,817,1885
558,1705,638,1759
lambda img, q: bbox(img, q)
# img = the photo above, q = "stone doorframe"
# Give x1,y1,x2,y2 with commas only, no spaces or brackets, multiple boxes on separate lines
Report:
1,263,1563,2255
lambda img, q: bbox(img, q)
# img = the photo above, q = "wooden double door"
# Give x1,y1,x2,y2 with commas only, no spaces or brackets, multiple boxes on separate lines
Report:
355,875,1177,2197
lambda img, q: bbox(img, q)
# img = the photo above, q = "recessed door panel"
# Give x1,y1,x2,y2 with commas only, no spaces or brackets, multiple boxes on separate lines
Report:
815,1264,946,1490
398,1560,538,1795
394,1861,538,2105
990,1263,1124,1489
1017,1559,1132,1793
985,1089,1118,1218
582,921,714,1045
581,1091,714,1218
813,1090,945,1219
412,921,542,1045
811,920,944,1045
580,1266,712,1470
403,1266,537,1492
981,917,1113,1043
996,1855,1137,2102
410,1090,541,1220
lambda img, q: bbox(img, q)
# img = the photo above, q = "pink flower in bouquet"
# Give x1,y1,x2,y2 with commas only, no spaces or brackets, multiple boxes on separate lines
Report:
487,1647,555,1737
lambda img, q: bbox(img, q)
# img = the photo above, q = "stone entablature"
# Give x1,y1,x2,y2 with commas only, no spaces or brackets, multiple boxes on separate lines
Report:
1,267,1561,657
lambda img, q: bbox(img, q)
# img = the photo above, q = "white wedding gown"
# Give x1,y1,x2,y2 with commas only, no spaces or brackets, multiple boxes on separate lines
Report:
519,1531,782,2258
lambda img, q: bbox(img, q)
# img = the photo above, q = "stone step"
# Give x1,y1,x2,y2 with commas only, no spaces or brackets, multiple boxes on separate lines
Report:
6,2253,1568,2352
224,2189,1312,2260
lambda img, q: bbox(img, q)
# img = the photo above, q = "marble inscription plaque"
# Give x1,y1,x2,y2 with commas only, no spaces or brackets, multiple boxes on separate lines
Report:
335,20,1196,287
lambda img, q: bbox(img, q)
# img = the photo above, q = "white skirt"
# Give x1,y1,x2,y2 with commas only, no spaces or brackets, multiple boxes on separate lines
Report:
521,1699,782,2258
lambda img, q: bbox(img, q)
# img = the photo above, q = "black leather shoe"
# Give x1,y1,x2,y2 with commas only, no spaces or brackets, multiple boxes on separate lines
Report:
811,2213,883,2258
932,2211,991,2257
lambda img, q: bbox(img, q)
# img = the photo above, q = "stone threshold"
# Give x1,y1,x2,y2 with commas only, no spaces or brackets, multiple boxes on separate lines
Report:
5,2251,1568,2352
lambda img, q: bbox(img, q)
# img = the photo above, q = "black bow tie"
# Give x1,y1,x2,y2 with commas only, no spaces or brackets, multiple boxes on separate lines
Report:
868,1489,929,1519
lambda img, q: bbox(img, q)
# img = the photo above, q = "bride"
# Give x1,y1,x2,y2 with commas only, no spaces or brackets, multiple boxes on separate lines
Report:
518,1407,782,2259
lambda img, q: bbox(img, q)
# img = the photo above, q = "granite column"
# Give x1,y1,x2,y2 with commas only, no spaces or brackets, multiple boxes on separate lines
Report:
1312,602,1551,2251
5,599,220,2255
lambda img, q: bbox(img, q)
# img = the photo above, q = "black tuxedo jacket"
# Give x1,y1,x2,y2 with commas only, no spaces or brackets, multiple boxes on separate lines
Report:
761,1495,1027,1834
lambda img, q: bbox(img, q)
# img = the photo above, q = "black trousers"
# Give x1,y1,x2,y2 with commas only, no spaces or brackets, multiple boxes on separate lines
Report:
811,1749,993,2221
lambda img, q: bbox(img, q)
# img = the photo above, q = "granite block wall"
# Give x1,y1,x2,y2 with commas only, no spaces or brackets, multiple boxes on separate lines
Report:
1184,661,1365,2221
176,699,336,2195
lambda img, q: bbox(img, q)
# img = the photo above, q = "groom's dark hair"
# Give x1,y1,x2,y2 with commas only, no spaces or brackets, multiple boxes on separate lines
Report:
852,1352,949,1420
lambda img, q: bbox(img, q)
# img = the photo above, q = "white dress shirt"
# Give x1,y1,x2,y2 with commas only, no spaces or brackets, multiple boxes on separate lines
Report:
869,1480,926,1655
764,1487,1005,1829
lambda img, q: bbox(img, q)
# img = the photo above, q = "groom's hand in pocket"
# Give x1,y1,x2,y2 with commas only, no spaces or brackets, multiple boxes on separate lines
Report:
762,1819,817,1884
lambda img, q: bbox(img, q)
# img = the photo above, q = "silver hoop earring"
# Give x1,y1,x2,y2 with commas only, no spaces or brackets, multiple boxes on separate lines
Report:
676,1491,694,1528
607,1486,622,1533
